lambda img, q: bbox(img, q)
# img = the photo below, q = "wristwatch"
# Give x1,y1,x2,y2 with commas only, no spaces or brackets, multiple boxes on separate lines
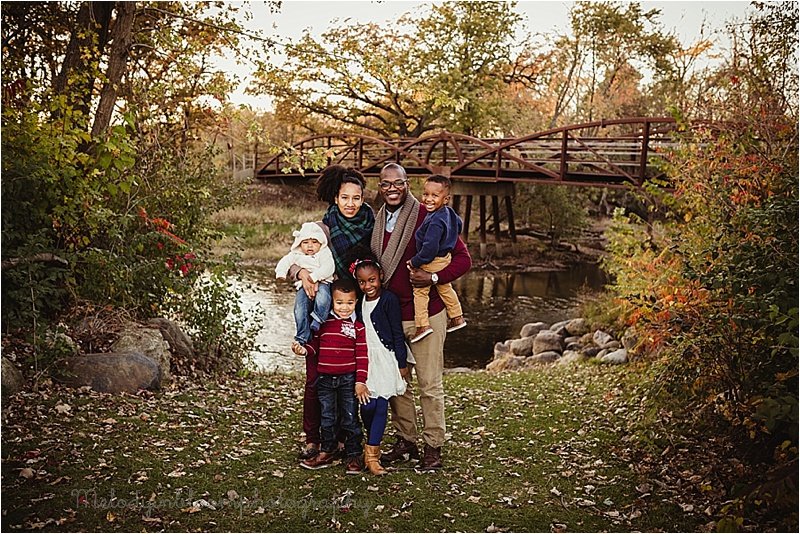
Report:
430,273,439,284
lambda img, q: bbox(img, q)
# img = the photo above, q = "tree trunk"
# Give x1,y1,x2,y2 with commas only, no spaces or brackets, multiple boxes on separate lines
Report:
53,2,113,117
91,2,136,137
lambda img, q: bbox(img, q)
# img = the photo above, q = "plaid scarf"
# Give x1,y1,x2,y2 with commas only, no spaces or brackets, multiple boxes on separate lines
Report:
323,203,375,279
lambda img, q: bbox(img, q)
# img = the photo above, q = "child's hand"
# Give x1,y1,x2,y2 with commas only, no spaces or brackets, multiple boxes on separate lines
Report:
399,366,411,382
291,341,308,356
355,383,370,405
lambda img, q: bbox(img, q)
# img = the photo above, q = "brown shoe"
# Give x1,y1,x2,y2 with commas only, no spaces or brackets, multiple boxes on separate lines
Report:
381,436,420,464
364,444,388,475
410,326,434,343
446,316,467,333
345,455,363,475
298,443,320,460
419,444,443,470
300,451,335,470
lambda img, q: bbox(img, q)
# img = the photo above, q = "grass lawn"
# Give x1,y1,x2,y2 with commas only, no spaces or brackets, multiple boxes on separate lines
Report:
1,363,725,532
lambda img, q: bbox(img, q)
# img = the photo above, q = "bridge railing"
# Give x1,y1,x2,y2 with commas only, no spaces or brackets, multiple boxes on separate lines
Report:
256,117,688,188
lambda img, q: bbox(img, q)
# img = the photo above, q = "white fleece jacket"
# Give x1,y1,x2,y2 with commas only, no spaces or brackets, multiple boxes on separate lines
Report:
275,222,335,289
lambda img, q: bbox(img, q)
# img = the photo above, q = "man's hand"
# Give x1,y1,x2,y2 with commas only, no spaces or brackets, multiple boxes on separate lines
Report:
298,269,318,299
409,267,434,288
355,383,371,405
291,341,308,356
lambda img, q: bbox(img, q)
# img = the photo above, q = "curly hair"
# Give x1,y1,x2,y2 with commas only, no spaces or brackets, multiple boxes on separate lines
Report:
315,165,367,204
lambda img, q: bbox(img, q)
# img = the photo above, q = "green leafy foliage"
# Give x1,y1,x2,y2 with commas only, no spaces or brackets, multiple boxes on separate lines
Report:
169,270,262,376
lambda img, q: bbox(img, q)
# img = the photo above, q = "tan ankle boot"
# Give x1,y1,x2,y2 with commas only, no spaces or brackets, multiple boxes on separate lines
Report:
364,444,388,476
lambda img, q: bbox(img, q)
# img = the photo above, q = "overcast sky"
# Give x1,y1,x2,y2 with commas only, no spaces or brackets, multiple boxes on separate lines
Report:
223,0,754,109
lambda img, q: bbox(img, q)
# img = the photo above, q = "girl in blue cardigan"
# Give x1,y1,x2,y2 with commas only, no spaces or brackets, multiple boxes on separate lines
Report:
350,256,410,475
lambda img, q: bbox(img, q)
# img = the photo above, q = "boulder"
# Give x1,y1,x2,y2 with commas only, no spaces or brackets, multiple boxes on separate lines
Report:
552,326,570,337
486,356,525,373
550,320,570,332
600,348,628,365
56,353,161,393
112,325,172,383
510,336,534,357
555,350,584,366
582,346,602,358
601,340,621,350
147,318,194,361
532,331,563,355
597,349,608,359
565,318,589,336
493,340,512,360
2,357,24,397
520,322,549,339
621,329,638,350
592,330,614,347
564,336,581,345
525,351,560,366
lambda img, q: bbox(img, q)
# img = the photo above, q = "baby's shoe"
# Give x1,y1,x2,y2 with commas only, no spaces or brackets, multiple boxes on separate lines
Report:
410,326,434,343
446,316,467,333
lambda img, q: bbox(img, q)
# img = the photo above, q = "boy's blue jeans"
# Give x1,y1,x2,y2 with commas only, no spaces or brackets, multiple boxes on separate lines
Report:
316,372,363,458
293,283,331,344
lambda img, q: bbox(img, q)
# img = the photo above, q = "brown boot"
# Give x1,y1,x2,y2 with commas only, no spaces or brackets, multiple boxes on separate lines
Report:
419,444,443,470
364,444,388,476
381,436,420,464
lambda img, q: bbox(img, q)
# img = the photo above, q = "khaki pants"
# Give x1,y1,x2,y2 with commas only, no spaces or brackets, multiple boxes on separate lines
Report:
389,309,447,448
413,254,463,328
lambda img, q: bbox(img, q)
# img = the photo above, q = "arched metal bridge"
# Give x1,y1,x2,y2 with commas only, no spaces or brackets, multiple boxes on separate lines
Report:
256,117,689,188
254,117,697,258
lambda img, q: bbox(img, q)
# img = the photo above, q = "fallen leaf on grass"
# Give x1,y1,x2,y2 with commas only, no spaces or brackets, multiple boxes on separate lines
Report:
271,470,284,478
55,403,72,415
19,468,34,479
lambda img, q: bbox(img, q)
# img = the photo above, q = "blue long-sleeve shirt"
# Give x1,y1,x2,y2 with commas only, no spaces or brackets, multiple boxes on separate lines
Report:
410,206,463,268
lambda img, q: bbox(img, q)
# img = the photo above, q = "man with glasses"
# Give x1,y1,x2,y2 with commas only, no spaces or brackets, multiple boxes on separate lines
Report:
370,163,472,469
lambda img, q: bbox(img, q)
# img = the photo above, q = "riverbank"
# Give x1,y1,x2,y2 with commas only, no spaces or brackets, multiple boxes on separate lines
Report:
210,182,607,271
2,363,770,532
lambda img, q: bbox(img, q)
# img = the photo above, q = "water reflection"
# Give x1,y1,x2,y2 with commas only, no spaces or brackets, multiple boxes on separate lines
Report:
240,264,605,372
446,264,605,368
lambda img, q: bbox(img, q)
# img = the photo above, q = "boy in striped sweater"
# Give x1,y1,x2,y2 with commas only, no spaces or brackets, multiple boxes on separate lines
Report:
292,278,369,474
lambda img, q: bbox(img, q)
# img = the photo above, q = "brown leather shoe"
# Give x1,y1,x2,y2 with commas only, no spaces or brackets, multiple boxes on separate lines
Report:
300,451,335,470
419,444,443,470
381,437,420,464
298,444,320,460
345,455,363,475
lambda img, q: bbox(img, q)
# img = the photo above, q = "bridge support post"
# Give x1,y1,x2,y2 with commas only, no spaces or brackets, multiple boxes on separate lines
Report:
479,195,487,259
451,182,516,258
505,195,517,256
462,196,472,242
492,196,503,258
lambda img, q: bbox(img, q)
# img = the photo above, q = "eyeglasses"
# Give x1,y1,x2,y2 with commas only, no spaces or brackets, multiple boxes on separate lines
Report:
378,179,408,190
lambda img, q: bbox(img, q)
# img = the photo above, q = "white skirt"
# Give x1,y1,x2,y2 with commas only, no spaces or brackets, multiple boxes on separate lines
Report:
362,298,408,399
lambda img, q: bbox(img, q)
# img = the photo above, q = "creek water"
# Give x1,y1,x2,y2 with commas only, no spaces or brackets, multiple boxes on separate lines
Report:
239,263,606,373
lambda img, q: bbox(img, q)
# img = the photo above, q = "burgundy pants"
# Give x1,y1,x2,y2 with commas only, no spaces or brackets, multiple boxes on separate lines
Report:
303,353,321,445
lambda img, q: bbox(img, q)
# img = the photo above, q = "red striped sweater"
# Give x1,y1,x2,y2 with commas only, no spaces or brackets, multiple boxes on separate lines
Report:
305,316,368,383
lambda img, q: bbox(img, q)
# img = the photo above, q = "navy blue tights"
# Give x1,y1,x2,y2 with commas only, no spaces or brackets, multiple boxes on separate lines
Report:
360,397,388,446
